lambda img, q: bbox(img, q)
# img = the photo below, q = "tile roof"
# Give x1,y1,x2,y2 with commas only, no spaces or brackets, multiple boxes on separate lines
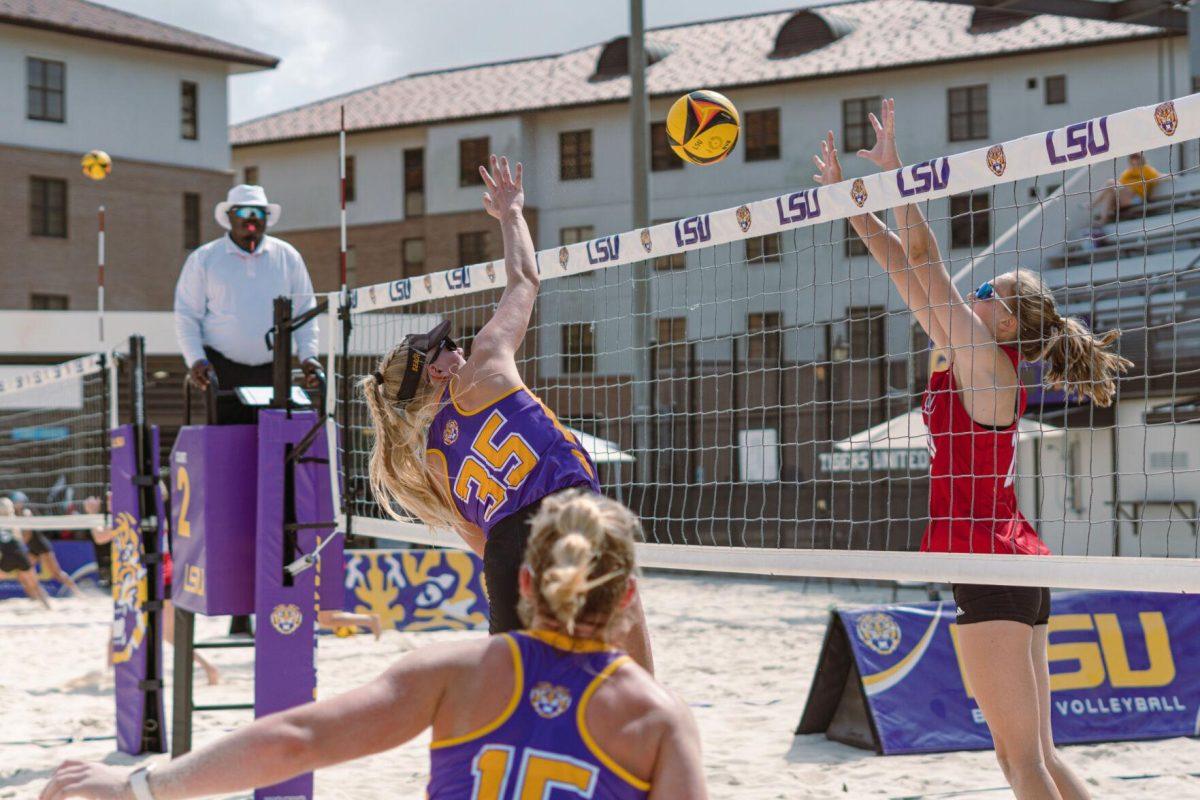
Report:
0,0,277,68
230,0,1160,147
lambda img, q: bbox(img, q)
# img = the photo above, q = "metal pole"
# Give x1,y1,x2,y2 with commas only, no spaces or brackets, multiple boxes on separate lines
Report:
339,105,348,295
272,297,293,409
629,0,653,486
1190,5,1200,93
98,206,106,347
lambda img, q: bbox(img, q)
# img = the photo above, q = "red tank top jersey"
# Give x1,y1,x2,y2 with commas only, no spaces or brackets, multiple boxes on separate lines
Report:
921,345,1049,556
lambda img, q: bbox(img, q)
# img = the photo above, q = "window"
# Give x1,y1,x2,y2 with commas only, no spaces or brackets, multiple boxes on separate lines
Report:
458,231,489,266
404,148,424,216
950,192,992,248
401,237,424,275
747,312,782,360
652,218,684,271
842,96,880,153
744,109,780,162
459,137,489,186
243,165,259,185
183,192,201,249
844,219,868,257
560,225,594,246
562,323,595,374
746,233,781,264
559,130,593,180
31,293,68,310
948,85,988,142
847,306,885,358
651,122,683,172
1045,75,1067,105
656,317,688,370
27,58,65,122
181,81,198,140
30,177,67,238
344,155,356,202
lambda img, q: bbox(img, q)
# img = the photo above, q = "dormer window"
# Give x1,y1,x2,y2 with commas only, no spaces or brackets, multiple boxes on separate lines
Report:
591,36,672,81
968,8,1031,34
770,9,854,59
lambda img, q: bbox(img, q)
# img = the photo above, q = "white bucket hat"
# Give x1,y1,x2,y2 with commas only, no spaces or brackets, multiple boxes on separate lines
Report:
214,184,281,231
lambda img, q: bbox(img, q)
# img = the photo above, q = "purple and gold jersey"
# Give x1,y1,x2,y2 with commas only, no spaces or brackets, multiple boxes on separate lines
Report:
427,631,651,800
427,384,599,536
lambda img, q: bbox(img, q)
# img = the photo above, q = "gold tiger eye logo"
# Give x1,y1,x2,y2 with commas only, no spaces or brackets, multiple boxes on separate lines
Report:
855,612,901,655
270,603,303,635
529,681,573,719
736,204,752,232
640,228,652,253
986,144,1007,177
443,419,459,445
558,247,570,269
1155,101,1178,136
851,178,868,208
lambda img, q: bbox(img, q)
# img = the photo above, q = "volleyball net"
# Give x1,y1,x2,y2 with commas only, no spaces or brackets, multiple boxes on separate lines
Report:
330,93,1200,592
0,354,112,533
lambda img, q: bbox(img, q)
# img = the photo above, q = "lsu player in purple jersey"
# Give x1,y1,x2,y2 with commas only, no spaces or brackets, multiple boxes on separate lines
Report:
41,490,707,800
361,154,653,671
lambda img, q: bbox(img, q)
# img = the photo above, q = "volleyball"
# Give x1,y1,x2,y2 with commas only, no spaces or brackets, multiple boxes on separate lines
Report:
81,149,112,181
665,90,740,165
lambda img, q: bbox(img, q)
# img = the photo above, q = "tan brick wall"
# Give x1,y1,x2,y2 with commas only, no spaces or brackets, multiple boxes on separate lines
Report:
0,143,232,311
281,208,538,293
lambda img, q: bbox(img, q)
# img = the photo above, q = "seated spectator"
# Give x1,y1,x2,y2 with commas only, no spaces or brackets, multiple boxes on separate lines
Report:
1092,151,1162,225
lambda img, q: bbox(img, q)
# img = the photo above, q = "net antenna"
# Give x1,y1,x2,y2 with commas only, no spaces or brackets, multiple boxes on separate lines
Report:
332,94,1200,593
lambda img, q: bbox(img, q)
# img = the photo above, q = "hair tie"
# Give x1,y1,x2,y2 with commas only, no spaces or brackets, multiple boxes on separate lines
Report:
372,371,385,385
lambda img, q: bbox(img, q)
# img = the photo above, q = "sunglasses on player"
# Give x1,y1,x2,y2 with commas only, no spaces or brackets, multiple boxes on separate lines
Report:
974,280,1015,316
428,336,459,365
231,206,268,221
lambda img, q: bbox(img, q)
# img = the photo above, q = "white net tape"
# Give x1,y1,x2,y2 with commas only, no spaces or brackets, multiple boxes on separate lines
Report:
0,354,110,532
333,94,1200,592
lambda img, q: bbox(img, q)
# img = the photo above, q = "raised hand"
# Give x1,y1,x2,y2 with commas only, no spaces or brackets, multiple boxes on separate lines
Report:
479,154,524,221
811,131,843,186
856,97,902,171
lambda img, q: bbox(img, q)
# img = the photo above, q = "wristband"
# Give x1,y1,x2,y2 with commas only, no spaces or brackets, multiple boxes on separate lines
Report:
129,766,156,800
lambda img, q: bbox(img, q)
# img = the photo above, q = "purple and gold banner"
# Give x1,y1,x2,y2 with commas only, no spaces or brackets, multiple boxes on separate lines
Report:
343,549,488,632
838,591,1200,754
110,424,165,755
0,539,98,599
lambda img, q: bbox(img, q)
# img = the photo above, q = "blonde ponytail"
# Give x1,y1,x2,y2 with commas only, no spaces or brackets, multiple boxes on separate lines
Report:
1009,270,1133,407
520,489,640,637
361,345,461,532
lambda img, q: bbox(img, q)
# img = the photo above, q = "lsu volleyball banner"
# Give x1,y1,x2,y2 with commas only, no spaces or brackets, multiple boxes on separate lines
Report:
110,424,166,755
348,93,1198,313
0,539,98,599
343,549,488,632
800,591,1200,754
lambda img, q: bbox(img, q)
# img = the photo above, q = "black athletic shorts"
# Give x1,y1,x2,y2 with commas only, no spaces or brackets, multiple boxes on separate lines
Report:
24,530,51,556
0,536,32,573
483,486,594,635
952,583,1051,627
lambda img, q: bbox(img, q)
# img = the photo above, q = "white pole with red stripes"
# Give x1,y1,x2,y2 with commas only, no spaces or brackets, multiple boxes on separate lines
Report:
339,105,347,300
97,205,106,346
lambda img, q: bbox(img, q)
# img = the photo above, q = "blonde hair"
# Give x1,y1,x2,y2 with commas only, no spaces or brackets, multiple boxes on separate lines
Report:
1007,269,1133,407
0,498,13,517
518,489,640,637
361,343,461,531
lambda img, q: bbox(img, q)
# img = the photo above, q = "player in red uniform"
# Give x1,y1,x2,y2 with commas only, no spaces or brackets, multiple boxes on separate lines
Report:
814,100,1129,800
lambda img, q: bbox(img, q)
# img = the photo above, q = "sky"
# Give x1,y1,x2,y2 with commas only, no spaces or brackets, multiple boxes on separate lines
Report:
101,0,811,124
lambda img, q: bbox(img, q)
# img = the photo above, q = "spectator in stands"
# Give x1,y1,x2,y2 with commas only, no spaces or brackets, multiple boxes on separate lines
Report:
1092,151,1162,226
174,184,323,636
10,490,81,596
0,497,50,608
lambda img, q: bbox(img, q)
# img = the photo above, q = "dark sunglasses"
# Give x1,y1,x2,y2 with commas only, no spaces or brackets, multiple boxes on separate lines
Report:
231,206,267,221
974,280,1015,315
428,337,459,364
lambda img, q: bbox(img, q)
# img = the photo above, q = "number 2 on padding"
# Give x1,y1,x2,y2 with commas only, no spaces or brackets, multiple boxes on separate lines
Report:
471,744,598,799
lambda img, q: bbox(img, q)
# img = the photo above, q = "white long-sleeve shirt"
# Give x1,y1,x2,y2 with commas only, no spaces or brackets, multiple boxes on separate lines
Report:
173,234,319,367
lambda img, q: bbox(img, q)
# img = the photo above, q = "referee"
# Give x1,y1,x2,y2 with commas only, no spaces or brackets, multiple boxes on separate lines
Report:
173,184,322,634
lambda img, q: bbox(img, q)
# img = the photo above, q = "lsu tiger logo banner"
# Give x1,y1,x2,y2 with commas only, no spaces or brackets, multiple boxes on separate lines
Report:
800,591,1200,754
343,549,488,631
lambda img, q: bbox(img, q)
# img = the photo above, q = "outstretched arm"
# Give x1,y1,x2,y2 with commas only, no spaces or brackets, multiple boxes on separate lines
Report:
812,131,946,347
41,644,456,800
463,155,538,386
855,100,1013,411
